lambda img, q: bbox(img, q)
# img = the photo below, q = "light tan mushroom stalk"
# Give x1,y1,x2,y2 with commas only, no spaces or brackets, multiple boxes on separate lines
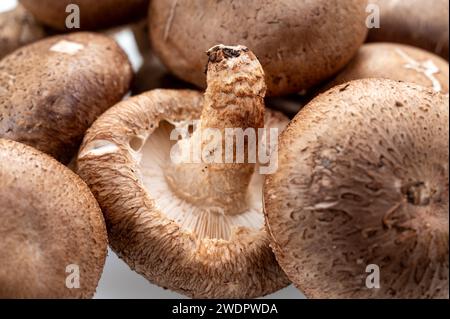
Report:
165,45,265,216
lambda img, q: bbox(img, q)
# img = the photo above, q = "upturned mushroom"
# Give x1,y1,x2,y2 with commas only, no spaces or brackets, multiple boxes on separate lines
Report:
0,139,108,298
0,4,46,59
19,0,150,31
264,79,449,298
0,32,132,163
326,43,449,93
367,0,449,59
149,0,368,96
77,45,290,298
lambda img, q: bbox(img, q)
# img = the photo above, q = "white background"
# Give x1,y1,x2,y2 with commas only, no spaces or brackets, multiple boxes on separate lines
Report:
1,0,304,299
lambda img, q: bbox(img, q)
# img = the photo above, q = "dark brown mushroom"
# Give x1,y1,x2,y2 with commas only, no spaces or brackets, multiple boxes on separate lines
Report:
0,32,132,163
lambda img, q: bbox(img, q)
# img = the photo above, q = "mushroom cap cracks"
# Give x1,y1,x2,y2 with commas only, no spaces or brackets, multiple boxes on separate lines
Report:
367,0,449,60
0,139,108,298
327,43,449,93
264,79,449,298
77,89,291,298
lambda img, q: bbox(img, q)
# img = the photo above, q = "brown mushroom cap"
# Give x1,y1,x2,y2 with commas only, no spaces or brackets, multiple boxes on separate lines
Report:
0,32,132,164
264,79,449,298
0,139,107,298
0,4,46,60
367,0,449,59
149,0,368,96
326,43,450,93
77,88,290,298
19,0,150,31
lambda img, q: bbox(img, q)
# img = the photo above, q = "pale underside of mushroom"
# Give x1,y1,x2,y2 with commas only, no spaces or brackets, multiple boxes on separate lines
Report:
77,89,291,298
138,120,264,240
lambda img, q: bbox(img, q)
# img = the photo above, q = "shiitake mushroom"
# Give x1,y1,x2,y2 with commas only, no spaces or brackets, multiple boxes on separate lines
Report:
0,139,107,298
19,0,150,31
367,0,449,60
264,79,449,299
0,4,46,59
0,32,132,164
326,43,449,93
149,0,368,96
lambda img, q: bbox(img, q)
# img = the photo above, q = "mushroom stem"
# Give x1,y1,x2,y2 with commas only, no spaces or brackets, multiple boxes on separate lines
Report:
165,45,265,215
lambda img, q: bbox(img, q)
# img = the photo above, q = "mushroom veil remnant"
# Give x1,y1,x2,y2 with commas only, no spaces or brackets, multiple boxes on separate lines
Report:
367,0,449,60
77,45,290,298
19,0,150,31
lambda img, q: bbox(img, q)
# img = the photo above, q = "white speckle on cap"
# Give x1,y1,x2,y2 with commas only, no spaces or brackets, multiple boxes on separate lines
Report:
50,40,84,55
395,48,443,92
78,140,120,158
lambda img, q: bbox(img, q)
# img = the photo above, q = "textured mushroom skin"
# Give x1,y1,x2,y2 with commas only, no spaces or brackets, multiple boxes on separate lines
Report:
367,0,449,60
327,43,449,93
19,0,150,31
0,32,132,164
0,139,107,298
77,89,290,298
149,0,368,96
0,4,46,60
264,79,449,298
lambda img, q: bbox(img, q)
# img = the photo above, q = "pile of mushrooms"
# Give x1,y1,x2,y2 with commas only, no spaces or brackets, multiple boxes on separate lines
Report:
0,0,448,299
